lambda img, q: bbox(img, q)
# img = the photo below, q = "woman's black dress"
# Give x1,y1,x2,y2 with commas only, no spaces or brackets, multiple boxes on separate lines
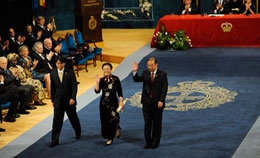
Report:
94,75,123,140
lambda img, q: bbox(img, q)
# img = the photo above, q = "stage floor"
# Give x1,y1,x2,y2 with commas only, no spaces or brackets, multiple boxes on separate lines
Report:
0,29,154,148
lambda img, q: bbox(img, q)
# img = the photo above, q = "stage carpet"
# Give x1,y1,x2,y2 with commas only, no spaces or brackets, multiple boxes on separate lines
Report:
11,47,260,158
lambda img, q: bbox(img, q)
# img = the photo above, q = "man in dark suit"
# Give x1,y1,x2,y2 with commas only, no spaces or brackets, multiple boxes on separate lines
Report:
5,27,19,55
132,57,168,149
49,56,81,147
179,0,199,15
23,24,38,52
211,0,229,14
0,74,20,125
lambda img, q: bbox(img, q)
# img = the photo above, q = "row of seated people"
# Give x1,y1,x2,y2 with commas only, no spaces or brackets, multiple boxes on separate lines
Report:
0,16,100,77
179,0,256,15
0,15,54,132
0,15,100,132
0,54,45,133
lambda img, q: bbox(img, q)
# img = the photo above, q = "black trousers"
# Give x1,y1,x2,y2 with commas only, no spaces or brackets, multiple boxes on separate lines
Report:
17,85,34,111
142,99,164,147
0,87,19,118
51,99,81,143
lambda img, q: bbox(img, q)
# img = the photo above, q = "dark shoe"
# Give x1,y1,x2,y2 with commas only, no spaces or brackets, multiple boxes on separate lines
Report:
34,101,46,106
13,114,20,118
143,144,151,149
17,110,30,114
0,127,6,132
4,117,16,122
49,142,59,148
25,105,37,110
75,135,81,140
151,144,159,149
40,102,47,105
105,139,113,146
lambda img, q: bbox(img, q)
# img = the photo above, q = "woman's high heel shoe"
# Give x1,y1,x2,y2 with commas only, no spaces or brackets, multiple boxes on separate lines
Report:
106,139,113,146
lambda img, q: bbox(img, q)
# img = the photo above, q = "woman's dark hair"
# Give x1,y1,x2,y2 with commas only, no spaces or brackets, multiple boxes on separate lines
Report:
102,62,113,70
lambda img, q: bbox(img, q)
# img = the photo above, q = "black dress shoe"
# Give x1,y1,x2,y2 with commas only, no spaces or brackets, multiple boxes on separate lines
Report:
151,144,159,149
75,135,81,140
143,144,151,149
49,142,59,148
17,110,30,114
25,105,37,110
13,114,20,118
4,117,16,122
0,127,6,132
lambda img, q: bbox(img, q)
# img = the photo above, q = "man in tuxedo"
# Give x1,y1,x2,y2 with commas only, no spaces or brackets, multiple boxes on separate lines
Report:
211,0,230,14
179,0,199,15
132,57,168,149
49,56,81,147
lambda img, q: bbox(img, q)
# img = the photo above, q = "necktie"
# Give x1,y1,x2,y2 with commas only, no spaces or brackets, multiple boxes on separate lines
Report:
59,72,63,82
5,69,10,75
151,72,155,82
149,72,154,97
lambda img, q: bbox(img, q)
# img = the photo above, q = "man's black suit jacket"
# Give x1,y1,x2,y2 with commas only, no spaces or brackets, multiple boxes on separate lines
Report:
133,69,168,109
30,51,52,73
50,67,78,106
211,0,229,14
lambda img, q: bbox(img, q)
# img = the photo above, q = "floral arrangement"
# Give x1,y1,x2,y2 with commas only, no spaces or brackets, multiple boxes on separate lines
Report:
139,0,152,17
101,0,152,21
153,25,192,50
101,9,136,21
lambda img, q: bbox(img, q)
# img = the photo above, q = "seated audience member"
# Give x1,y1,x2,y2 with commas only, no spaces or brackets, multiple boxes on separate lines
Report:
0,74,20,124
34,16,57,46
16,34,26,48
23,24,38,52
29,42,52,98
179,0,199,15
211,0,229,14
0,35,8,57
43,38,62,68
241,0,256,15
0,56,33,121
229,0,243,14
43,38,55,55
8,52,45,106
5,27,19,55
0,75,6,131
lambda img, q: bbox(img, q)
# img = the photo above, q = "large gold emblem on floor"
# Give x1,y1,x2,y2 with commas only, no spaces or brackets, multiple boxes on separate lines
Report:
128,80,238,111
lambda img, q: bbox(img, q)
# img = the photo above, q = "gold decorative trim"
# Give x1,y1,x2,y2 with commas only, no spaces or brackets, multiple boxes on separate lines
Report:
88,16,97,30
129,80,238,111
221,22,232,32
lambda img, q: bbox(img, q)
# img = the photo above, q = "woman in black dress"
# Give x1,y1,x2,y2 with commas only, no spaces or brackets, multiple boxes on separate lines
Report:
95,62,124,146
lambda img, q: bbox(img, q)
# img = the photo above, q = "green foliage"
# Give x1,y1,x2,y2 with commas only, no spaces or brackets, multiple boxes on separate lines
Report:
154,25,192,51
